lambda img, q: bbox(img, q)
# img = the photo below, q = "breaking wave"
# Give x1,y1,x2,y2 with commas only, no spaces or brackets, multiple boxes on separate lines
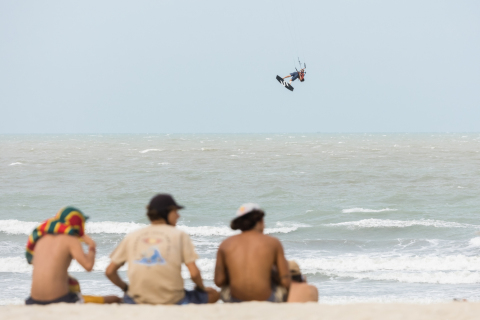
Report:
324,219,477,229
2,251,480,284
0,220,309,236
139,149,163,153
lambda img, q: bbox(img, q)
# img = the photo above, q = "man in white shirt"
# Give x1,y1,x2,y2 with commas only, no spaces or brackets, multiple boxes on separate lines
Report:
106,194,219,304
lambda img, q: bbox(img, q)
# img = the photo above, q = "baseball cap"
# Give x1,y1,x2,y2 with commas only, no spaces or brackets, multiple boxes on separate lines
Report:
288,260,301,276
235,203,262,218
148,194,184,212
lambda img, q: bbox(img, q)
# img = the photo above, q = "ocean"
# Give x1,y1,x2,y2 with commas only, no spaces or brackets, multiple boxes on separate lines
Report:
0,133,479,305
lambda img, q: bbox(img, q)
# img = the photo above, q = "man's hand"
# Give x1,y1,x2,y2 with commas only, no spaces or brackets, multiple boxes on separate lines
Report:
186,261,206,291
82,235,96,250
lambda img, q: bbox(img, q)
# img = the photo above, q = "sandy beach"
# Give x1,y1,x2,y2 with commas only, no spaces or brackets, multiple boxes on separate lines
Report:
2,302,480,320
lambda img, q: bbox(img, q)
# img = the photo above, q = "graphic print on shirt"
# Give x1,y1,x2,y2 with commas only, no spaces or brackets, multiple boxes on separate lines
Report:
134,245,166,266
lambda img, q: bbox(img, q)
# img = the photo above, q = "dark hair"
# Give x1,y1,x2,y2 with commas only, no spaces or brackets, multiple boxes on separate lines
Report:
146,206,173,222
231,210,265,231
291,274,303,282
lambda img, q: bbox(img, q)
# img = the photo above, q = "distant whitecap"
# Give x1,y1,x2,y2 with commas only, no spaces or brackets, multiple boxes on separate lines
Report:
139,149,163,153
342,208,397,213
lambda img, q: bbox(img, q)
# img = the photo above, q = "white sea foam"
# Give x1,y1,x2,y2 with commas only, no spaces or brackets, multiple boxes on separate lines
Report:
0,298,25,306
3,254,479,284
0,256,212,278
323,270,480,284
0,220,38,235
8,162,22,166
325,219,477,229
0,256,126,274
342,208,397,213
0,220,308,236
296,255,480,273
139,149,163,153
468,237,480,247
293,255,480,284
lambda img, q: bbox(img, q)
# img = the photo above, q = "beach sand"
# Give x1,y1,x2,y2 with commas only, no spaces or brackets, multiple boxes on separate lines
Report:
2,302,480,320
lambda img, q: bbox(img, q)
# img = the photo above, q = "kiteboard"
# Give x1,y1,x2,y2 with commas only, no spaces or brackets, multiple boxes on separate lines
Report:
276,75,294,91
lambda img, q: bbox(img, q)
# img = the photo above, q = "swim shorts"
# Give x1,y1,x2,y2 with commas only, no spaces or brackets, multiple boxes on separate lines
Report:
25,292,80,305
290,72,299,81
123,289,208,305
176,289,209,305
220,285,287,303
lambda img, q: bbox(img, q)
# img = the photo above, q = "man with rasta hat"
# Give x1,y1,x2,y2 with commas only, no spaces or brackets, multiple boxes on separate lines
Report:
106,194,219,304
214,203,290,302
25,207,120,305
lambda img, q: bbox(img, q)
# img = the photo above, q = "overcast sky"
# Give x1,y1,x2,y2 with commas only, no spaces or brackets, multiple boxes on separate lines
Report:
1,1,479,133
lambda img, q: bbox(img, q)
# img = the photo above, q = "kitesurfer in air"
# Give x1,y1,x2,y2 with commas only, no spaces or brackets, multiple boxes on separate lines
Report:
283,68,305,85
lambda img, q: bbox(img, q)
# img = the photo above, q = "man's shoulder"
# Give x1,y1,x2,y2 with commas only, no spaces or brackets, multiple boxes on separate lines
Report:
262,234,282,244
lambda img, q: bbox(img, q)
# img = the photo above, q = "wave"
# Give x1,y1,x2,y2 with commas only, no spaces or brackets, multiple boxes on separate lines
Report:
139,149,163,153
0,298,25,306
3,254,480,284
322,270,480,284
8,162,22,166
324,219,477,229
342,208,397,213
292,255,480,284
0,220,308,236
295,255,480,273
0,256,214,279
468,237,480,247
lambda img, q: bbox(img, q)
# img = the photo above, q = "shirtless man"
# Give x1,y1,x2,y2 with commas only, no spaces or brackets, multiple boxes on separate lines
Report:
286,260,318,303
26,207,97,304
214,203,290,302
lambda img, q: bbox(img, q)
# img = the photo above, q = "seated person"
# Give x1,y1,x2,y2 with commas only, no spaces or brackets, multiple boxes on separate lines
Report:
214,203,290,302
286,260,318,302
106,194,219,305
25,207,120,305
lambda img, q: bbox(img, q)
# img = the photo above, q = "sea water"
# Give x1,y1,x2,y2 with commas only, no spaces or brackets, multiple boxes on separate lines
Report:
0,133,479,305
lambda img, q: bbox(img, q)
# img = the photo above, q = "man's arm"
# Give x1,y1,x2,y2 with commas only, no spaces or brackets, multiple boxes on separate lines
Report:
274,239,291,289
105,262,128,292
69,237,95,272
214,247,228,287
186,261,206,291
82,234,96,249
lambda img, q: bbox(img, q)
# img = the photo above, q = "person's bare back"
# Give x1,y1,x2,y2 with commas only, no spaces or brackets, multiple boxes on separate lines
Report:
217,231,283,300
30,234,95,301
214,203,290,302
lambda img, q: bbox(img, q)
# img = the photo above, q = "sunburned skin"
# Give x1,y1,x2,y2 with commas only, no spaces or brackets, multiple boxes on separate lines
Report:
30,234,95,301
214,220,290,301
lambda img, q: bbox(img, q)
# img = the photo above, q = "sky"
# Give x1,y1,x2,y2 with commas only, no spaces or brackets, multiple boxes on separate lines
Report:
0,0,479,133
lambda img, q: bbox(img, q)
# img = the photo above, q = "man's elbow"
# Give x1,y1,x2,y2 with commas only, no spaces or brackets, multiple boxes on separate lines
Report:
214,279,223,288
214,274,226,288
84,264,94,272
105,263,116,278
281,277,291,289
